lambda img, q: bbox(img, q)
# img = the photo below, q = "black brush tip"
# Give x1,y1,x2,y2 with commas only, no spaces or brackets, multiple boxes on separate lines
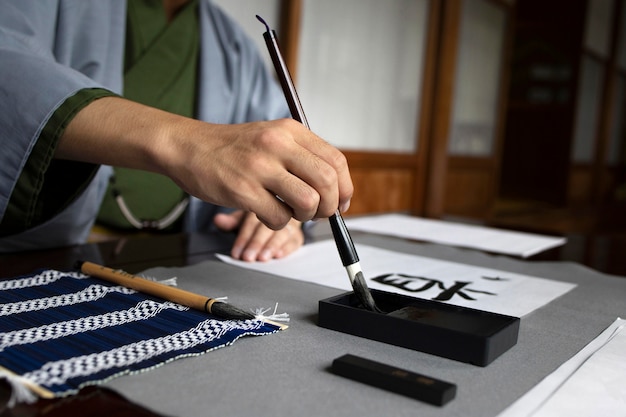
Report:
353,271,383,313
209,301,256,321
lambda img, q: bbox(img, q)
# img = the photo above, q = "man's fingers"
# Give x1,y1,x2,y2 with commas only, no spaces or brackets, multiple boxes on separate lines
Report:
231,213,260,259
290,124,353,214
213,211,246,231
279,153,338,219
172,119,353,228
240,119,353,220
252,125,347,220
230,214,303,262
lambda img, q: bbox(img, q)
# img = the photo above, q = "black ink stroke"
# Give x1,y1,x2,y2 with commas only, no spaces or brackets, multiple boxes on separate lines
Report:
371,273,498,302
481,275,511,281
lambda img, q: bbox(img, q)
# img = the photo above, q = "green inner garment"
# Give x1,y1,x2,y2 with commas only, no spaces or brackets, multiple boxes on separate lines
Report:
97,0,199,230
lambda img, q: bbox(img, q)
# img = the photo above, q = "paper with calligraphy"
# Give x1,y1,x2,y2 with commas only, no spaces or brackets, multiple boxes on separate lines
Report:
217,240,575,318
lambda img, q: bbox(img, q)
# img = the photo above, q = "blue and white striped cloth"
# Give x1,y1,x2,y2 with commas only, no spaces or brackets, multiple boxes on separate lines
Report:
0,269,280,397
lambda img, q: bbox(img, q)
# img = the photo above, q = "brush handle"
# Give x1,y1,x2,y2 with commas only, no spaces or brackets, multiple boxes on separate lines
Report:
328,212,359,266
258,16,380,312
259,18,309,128
258,16,359,267
78,261,221,315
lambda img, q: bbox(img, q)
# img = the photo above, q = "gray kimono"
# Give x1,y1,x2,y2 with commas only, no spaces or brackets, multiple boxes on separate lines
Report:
0,1,289,252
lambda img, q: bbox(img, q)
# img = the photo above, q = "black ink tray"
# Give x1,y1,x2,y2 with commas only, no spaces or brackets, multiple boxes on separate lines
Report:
318,289,520,366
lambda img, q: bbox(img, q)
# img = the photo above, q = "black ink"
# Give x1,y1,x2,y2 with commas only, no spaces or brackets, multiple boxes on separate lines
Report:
371,273,498,302
372,273,441,293
432,281,473,301
481,275,510,281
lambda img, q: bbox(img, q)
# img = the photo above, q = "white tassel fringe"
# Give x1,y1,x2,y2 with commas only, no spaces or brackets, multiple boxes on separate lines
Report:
253,303,290,322
0,370,38,407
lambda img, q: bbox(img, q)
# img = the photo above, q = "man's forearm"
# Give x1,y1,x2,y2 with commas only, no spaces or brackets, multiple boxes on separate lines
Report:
56,95,354,229
56,96,192,176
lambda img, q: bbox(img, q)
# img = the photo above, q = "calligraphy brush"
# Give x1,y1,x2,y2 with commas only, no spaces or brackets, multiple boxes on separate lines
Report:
256,15,381,313
75,261,257,321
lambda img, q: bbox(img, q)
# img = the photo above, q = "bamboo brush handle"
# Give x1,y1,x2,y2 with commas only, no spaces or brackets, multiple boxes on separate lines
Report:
78,261,217,313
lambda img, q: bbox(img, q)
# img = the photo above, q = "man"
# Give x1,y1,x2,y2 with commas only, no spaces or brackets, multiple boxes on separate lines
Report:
0,1,353,260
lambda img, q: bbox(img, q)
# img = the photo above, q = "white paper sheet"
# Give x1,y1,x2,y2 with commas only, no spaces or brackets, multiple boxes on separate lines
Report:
497,318,626,417
344,214,566,258
217,240,575,318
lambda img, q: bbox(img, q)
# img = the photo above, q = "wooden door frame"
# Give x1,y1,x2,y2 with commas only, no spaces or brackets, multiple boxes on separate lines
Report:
412,0,462,218
278,0,302,83
277,0,513,219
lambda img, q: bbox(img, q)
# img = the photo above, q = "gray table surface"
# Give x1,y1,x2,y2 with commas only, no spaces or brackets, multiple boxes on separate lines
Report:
105,230,626,417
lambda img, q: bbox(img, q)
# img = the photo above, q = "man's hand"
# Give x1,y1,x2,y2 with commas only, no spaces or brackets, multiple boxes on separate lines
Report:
169,118,353,229
58,98,353,229
213,210,304,262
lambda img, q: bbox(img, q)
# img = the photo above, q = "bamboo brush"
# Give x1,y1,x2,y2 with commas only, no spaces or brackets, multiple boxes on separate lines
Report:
76,261,258,321
256,15,381,313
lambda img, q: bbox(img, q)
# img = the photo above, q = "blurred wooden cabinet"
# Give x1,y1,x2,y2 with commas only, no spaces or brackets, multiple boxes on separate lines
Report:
499,0,588,206
501,0,625,210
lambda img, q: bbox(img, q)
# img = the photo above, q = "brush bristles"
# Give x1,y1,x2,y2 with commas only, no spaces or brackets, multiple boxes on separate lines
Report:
210,302,256,321
353,272,383,313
